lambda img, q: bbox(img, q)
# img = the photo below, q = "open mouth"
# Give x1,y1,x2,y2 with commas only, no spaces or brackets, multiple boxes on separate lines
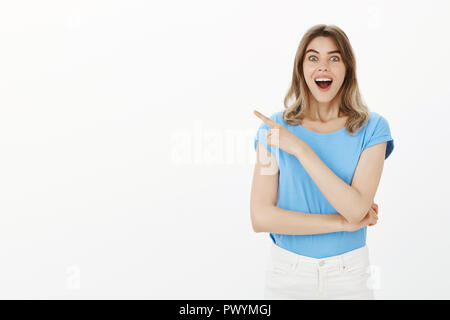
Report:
315,78,333,90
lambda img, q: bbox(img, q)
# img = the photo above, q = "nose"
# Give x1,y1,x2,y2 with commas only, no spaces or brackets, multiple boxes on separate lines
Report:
317,60,329,72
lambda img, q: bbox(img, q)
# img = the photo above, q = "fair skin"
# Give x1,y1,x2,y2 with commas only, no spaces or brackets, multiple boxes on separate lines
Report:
250,36,384,234
302,36,346,123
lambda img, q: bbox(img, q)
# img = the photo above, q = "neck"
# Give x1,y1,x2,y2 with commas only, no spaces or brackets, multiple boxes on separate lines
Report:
307,94,342,122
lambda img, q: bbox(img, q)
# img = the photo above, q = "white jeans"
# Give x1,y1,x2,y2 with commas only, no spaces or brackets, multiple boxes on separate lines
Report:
264,242,375,300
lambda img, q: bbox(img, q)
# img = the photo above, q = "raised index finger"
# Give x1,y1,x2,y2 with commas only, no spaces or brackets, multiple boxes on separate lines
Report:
253,110,277,127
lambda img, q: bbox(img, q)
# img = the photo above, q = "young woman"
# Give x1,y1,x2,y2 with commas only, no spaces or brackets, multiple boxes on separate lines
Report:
250,24,394,300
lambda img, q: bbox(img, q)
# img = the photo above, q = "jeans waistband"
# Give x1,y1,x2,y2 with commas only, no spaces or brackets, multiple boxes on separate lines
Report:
269,241,370,271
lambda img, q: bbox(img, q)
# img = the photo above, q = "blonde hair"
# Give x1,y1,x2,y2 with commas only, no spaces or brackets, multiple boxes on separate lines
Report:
282,24,370,135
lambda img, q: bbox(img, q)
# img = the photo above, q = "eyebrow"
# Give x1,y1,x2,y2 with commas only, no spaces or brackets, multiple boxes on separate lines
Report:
305,49,341,55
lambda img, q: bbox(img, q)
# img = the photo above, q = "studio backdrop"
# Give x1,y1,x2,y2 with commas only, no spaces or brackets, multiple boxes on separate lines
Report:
0,0,448,299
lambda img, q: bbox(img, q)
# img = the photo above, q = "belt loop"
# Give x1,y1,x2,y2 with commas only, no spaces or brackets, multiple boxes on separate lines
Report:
339,256,344,272
292,256,299,271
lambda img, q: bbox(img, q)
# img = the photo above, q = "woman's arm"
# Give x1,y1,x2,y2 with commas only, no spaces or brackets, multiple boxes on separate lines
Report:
252,204,346,235
250,143,376,234
253,110,386,225
252,203,378,234
292,140,386,224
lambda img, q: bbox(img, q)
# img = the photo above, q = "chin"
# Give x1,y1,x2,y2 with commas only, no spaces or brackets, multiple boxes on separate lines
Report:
312,94,336,103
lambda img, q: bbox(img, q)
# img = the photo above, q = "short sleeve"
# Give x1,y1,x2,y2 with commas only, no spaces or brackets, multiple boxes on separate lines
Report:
362,113,394,160
253,112,281,157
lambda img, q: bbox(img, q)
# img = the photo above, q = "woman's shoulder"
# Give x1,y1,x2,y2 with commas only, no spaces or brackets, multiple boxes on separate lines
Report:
369,110,391,122
367,111,391,130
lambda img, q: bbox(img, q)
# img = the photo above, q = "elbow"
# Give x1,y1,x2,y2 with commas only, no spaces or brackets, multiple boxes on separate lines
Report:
250,205,269,233
252,222,263,233
346,215,364,225
250,210,263,233
345,205,370,225
342,193,373,225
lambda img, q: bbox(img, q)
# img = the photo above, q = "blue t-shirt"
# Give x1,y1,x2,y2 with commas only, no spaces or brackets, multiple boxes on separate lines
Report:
253,111,394,258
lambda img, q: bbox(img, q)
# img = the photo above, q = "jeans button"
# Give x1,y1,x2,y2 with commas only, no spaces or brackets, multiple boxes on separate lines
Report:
319,261,325,267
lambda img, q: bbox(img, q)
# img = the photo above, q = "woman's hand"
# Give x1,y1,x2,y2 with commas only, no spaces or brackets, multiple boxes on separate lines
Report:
343,203,379,232
253,110,303,157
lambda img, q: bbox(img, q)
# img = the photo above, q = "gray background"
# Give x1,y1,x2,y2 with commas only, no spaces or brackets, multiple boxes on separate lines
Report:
0,0,448,299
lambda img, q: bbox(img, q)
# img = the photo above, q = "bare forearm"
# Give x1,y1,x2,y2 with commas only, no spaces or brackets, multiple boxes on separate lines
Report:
293,141,365,223
254,204,346,235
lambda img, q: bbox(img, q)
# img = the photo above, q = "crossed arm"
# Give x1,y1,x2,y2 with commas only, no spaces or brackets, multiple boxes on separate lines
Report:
292,138,386,224
250,141,385,234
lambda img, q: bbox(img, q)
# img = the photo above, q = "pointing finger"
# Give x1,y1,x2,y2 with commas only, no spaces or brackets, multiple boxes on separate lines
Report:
254,110,277,128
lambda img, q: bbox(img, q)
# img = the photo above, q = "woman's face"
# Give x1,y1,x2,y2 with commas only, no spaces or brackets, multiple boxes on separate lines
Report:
302,36,346,103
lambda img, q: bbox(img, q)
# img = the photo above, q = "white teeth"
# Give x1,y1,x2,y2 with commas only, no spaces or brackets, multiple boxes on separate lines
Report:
315,78,332,82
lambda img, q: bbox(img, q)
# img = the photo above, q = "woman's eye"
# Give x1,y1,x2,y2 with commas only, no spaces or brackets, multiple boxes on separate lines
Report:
308,56,340,62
